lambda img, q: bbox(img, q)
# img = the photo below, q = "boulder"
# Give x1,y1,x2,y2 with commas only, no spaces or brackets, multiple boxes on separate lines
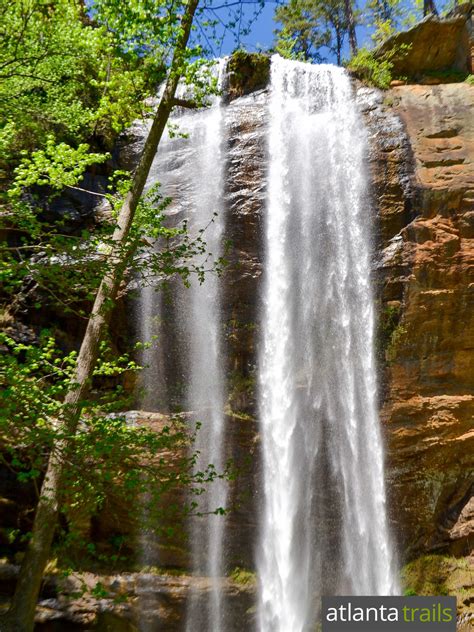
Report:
0,563,256,632
376,3,473,78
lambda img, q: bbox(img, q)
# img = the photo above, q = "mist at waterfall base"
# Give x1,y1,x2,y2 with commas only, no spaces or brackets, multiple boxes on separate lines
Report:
135,55,398,631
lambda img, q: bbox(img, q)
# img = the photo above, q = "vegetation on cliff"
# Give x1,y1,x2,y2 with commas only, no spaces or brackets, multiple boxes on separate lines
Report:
273,0,473,87
0,1,252,629
402,555,473,616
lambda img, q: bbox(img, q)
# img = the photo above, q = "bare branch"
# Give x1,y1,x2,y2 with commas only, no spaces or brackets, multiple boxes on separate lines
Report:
172,97,201,109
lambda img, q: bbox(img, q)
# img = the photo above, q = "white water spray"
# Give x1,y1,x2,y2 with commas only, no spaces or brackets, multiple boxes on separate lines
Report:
137,60,228,631
182,60,229,632
258,56,398,632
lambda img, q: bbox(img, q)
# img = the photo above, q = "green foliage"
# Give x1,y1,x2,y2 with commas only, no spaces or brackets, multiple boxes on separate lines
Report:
321,0,352,65
386,321,407,362
0,0,230,315
466,75,474,86
375,301,405,364
0,331,131,450
1,171,225,324
371,17,398,44
91,0,182,57
272,0,433,64
0,0,167,186
347,47,394,88
401,554,472,602
0,330,225,560
227,369,255,411
273,0,355,65
404,588,417,596
9,137,108,198
0,0,247,587
365,0,404,45
274,0,358,64
0,163,229,574
274,0,331,61
1,130,228,572
380,303,400,337
229,567,257,586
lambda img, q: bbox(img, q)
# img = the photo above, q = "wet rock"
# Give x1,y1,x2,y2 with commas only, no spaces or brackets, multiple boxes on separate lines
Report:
226,51,271,102
448,495,474,554
0,564,256,632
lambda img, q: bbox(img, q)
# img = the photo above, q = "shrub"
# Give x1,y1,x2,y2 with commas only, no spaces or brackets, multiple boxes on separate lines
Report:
346,47,393,89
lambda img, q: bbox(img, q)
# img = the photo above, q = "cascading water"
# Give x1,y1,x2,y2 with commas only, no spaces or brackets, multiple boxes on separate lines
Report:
182,60,229,632
257,56,398,632
137,61,229,631
137,54,397,632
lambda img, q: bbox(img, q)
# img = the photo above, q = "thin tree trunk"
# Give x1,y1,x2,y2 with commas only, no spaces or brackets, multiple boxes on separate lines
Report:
336,28,342,65
381,0,392,22
345,0,357,56
2,1,199,630
423,0,438,16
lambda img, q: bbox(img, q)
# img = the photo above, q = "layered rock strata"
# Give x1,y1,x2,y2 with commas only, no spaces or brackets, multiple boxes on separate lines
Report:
362,82,474,560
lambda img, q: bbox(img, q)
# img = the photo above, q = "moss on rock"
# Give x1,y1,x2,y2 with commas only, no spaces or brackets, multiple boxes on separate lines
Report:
401,554,474,616
229,566,257,586
227,51,270,101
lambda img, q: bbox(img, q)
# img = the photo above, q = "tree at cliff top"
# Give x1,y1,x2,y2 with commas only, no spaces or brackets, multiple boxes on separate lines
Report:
274,0,330,61
344,0,358,54
0,1,256,629
274,0,354,64
365,0,404,43
423,0,438,16
364,0,442,45
273,0,450,63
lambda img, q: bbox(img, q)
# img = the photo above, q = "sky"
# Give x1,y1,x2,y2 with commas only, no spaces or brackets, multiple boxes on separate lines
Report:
201,0,378,62
201,0,451,63
85,0,448,67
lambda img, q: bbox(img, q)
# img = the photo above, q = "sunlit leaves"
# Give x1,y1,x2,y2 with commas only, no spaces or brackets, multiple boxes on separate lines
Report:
9,137,109,198
0,0,166,178
365,0,404,43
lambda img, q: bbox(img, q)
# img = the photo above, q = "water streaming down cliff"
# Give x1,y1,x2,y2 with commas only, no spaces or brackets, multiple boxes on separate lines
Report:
182,61,228,632
136,55,398,631
257,56,398,632
137,60,229,631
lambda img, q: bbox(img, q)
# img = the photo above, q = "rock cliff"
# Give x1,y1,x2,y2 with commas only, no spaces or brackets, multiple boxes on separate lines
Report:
363,82,473,565
376,2,473,80
1,29,474,631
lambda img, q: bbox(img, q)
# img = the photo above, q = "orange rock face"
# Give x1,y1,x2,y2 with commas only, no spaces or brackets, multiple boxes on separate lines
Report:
373,83,474,557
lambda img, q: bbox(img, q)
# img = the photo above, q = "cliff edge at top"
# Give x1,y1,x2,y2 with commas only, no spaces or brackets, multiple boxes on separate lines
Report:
376,2,473,80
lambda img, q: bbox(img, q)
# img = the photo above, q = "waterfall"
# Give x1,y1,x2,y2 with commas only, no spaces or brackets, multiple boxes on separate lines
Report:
137,60,229,631
257,56,398,632
136,54,398,632
183,60,228,632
